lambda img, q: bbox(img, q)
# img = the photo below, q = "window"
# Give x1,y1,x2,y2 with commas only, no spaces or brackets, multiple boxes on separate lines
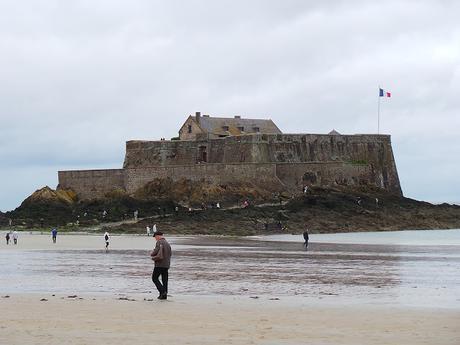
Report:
188,125,192,133
237,126,244,131
253,127,260,132
222,126,229,131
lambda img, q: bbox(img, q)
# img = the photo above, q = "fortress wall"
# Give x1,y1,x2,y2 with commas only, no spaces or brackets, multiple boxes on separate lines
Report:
58,161,399,200
58,169,125,200
275,162,375,191
123,140,200,167
124,163,281,194
124,133,398,165
61,133,402,200
124,161,388,195
124,138,259,168
252,134,392,163
250,134,401,194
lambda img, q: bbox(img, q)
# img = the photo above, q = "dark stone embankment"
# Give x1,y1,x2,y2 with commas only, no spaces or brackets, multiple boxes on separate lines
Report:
3,185,460,236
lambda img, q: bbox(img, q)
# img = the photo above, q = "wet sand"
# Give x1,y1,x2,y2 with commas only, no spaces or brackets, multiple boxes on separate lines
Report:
2,294,459,345
1,232,459,344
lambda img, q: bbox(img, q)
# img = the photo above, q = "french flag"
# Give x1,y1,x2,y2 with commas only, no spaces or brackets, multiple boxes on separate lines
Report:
379,88,391,97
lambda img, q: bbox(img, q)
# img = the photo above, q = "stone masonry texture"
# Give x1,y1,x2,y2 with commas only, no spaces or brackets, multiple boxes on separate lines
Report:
58,133,402,199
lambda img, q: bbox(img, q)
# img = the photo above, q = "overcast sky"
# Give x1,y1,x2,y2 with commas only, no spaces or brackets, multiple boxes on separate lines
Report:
1,0,459,211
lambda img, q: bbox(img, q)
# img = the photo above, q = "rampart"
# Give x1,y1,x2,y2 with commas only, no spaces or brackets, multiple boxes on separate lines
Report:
58,169,125,200
58,133,402,199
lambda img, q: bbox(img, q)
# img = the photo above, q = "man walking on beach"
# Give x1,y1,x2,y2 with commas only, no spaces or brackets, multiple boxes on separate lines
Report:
150,231,172,300
12,230,18,245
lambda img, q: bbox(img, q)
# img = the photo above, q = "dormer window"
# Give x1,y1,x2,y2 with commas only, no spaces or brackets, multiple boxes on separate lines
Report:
237,126,244,131
222,126,229,131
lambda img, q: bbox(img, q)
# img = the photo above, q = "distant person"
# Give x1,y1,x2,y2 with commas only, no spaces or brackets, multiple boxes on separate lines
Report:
134,210,139,221
146,226,151,236
51,228,58,243
216,202,220,209
150,231,172,300
5,232,10,245
102,210,107,218
152,224,157,234
303,228,309,250
8,219,12,226
303,185,308,194
375,198,379,207
104,231,110,250
12,231,18,245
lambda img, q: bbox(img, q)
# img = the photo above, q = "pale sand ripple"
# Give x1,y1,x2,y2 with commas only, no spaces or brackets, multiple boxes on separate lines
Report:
1,294,459,345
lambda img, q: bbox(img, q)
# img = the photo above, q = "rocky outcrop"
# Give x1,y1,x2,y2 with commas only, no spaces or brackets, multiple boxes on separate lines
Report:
24,186,77,204
113,186,460,235
5,183,460,233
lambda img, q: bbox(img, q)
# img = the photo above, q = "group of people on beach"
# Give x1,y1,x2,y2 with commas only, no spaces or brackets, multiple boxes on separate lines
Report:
5,230,18,245
146,224,157,236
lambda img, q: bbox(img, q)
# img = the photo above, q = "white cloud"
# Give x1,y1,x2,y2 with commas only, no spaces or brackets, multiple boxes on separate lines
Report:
1,0,459,210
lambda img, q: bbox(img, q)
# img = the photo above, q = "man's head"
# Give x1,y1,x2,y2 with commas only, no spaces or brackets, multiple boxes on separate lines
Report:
154,231,164,240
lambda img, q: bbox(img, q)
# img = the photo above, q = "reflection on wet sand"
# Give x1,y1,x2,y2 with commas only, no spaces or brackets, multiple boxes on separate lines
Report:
1,234,459,308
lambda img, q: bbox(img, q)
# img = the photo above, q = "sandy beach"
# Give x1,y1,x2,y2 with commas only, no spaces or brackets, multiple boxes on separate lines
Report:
2,294,459,345
1,231,459,344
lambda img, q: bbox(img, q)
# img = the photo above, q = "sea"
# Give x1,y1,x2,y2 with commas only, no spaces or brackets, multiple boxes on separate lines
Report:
1,229,459,308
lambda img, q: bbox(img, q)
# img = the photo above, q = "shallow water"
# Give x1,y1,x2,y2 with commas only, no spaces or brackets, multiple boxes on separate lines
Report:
257,229,460,246
1,230,459,308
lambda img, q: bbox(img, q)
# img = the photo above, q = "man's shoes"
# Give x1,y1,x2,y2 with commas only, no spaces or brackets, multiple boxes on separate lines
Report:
158,293,167,300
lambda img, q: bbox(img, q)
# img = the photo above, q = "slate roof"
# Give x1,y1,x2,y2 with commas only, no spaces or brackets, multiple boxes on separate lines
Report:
197,115,282,136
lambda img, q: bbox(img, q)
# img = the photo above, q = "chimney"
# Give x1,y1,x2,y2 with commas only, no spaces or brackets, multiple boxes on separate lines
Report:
234,115,241,119
195,111,201,123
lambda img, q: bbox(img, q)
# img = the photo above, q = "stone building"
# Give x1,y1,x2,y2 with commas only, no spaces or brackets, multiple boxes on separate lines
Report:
58,112,402,200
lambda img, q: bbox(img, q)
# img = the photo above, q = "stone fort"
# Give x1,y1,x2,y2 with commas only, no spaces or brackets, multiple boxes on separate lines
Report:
58,112,402,200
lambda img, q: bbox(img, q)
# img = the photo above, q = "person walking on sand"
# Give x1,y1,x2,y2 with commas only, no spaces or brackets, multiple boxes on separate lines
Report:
5,232,10,245
150,231,172,300
152,224,157,234
104,231,110,250
51,228,58,243
12,230,18,245
146,226,151,236
303,227,309,250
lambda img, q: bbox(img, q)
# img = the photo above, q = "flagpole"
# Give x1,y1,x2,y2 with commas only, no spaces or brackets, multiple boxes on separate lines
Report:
377,86,381,134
